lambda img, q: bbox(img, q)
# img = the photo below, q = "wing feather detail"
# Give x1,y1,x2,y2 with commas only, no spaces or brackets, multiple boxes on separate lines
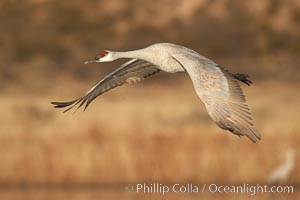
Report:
172,54,261,142
51,59,160,112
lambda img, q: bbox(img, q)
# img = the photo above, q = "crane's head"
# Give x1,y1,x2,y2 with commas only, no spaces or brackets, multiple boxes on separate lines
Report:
84,50,114,64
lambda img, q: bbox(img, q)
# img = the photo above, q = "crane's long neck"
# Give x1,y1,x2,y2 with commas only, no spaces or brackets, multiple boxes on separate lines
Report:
111,48,150,60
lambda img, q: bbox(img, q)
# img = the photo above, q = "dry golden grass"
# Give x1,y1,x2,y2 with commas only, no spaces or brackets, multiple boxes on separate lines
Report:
0,79,299,187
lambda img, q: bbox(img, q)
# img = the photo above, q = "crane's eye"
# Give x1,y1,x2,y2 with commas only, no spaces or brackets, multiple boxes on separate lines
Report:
100,50,108,58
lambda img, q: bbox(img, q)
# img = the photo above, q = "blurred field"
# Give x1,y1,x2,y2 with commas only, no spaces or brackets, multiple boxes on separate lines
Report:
0,0,300,199
0,79,299,183
0,79,299,199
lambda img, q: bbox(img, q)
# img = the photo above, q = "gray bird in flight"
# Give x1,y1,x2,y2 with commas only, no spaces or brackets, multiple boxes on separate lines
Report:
52,43,261,142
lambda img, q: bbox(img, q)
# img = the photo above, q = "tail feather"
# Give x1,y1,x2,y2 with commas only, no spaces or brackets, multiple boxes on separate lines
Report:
233,73,252,86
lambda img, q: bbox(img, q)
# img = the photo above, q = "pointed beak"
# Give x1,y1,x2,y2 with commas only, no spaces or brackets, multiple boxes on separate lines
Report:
84,56,101,64
84,59,95,64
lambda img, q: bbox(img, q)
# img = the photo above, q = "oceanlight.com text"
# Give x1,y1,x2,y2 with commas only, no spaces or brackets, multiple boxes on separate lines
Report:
124,183,294,195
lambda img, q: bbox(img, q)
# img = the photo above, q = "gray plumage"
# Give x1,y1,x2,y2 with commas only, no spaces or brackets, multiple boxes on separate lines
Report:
52,43,261,142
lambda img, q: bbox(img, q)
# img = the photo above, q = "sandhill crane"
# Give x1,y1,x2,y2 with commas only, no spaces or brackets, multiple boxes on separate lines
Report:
52,43,261,142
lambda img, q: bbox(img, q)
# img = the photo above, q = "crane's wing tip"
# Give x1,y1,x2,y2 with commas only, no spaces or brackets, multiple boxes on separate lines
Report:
244,128,261,143
226,125,261,143
51,99,78,109
51,98,90,113
51,102,65,108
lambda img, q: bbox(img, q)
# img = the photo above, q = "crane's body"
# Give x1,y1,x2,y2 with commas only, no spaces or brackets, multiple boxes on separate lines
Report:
52,43,261,142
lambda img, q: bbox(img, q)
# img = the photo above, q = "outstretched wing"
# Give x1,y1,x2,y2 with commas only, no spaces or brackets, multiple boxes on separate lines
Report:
51,59,160,112
172,54,261,142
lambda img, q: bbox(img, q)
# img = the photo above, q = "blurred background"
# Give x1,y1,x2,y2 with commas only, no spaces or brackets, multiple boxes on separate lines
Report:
0,0,299,199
